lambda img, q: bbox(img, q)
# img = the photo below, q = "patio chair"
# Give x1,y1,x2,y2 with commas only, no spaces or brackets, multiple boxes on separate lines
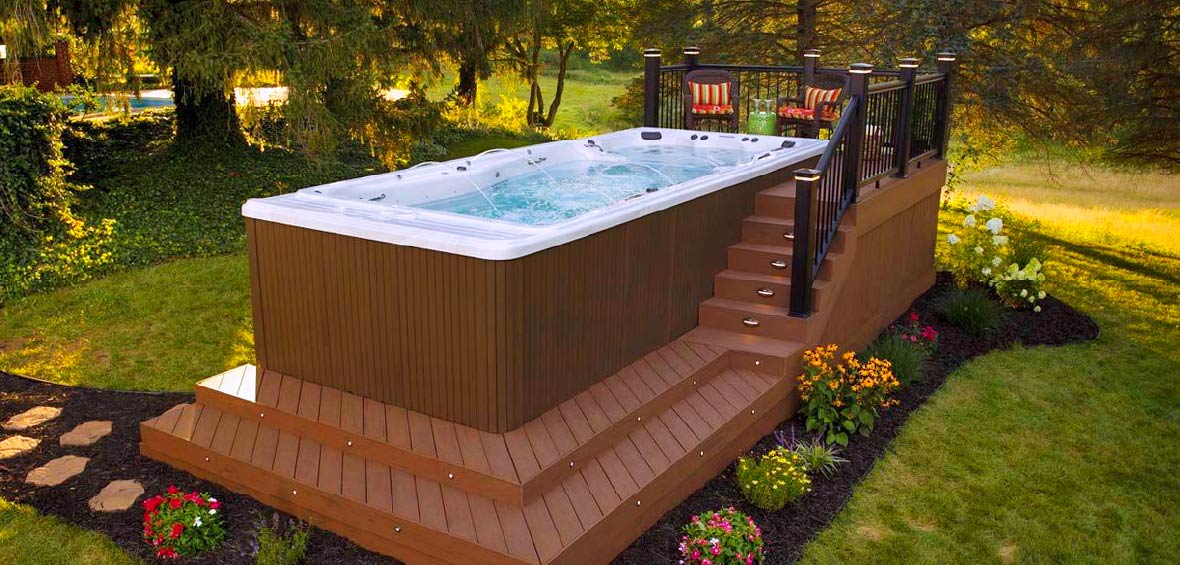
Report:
683,69,738,131
777,72,850,137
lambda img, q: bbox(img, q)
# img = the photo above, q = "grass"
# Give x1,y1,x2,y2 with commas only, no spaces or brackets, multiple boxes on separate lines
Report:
799,171,1180,562
0,253,252,391
0,498,136,565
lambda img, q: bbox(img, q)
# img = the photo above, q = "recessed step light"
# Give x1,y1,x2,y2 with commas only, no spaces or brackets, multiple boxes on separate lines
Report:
770,259,787,269
742,317,760,328
783,232,795,240
756,287,775,297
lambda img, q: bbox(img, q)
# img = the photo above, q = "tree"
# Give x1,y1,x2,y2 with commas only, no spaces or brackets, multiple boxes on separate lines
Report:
503,0,632,128
436,0,526,106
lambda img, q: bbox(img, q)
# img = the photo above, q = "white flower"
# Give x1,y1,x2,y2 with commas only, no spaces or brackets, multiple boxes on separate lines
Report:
1038,291,1046,299
985,217,1004,234
210,509,217,515
982,267,991,276
1020,289,1028,297
993,235,1008,246
194,516,203,528
992,257,1003,266
709,538,720,545
974,246,984,255
1034,305,1042,313
208,498,217,503
947,234,960,245
972,195,996,212
963,214,976,227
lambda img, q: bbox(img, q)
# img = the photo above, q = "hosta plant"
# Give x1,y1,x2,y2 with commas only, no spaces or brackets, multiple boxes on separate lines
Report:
679,507,765,565
797,345,900,446
735,447,811,511
142,486,225,559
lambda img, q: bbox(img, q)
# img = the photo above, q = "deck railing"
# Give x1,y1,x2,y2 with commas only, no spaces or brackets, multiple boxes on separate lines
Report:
642,48,957,316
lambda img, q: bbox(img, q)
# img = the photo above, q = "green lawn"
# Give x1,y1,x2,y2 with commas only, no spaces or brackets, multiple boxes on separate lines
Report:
2,161,1178,562
0,499,136,565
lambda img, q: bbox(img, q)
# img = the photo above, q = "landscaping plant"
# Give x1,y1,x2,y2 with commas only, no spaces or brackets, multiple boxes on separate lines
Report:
142,486,225,559
679,507,765,565
254,513,309,565
990,258,1047,312
735,447,811,511
941,195,1009,287
935,287,1004,336
861,312,937,384
787,438,848,478
797,345,900,446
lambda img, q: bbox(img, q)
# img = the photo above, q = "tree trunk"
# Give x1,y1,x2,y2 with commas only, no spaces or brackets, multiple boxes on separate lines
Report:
796,0,817,59
455,60,479,106
172,68,243,146
541,42,575,128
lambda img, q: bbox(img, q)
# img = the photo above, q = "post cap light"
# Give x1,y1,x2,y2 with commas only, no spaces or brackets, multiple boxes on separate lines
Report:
849,63,873,74
683,46,700,55
643,48,662,58
0,45,6,59
794,168,822,182
803,48,822,58
898,57,920,69
937,52,957,62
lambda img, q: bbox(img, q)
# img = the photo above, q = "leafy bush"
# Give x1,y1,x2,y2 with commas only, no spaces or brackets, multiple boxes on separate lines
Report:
797,345,900,446
254,514,309,565
0,85,78,241
935,287,1004,336
679,507,765,564
735,447,811,511
991,258,1048,311
142,486,224,559
788,439,848,478
941,195,1010,287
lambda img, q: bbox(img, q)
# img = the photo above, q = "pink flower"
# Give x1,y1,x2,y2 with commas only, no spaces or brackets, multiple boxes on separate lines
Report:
921,326,938,341
711,545,721,555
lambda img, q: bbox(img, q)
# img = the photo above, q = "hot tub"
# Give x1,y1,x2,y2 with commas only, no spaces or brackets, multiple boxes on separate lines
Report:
242,128,825,432
244,128,824,260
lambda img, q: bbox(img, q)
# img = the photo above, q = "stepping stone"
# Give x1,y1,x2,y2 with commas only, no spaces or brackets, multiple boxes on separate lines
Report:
25,455,89,487
2,406,62,431
60,421,113,447
0,435,40,459
88,480,144,512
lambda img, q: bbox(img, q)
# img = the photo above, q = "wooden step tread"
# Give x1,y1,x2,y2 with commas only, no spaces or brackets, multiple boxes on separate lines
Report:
714,269,833,289
141,368,790,565
193,338,731,503
683,327,804,358
700,297,793,317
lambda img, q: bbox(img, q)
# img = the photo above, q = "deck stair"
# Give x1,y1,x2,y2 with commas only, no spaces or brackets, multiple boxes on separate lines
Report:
698,179,855,345
141,336,804,564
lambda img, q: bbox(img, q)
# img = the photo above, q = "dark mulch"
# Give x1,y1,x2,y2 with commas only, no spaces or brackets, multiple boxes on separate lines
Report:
0,272,1098,564
613,272,1100,564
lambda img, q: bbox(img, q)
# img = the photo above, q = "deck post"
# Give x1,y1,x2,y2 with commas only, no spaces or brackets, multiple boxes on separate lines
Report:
893,57,919,177
789,169,820,317
683,46,700,70
936,52,957,159
801,48,820,98
843,63,872,202
643,48,662,128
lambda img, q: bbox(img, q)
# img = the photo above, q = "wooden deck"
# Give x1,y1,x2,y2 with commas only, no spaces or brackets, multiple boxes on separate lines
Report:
141,337,803,565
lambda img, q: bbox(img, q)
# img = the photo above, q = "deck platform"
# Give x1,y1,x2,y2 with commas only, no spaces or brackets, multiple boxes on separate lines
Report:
141,337,803,564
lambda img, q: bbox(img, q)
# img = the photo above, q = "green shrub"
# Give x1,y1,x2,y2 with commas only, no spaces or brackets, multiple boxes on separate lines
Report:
935,287,1004,336
0,85,77,241
789,439,848,478
735,447,811,511
861,332,930,385
142,487,225,559
254,514,309,565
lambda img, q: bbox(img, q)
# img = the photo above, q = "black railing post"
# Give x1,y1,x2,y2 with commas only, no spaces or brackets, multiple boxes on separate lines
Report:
843,63,871,202
789,169,820,317
935,51,957,158
893,57,919,177
801,48,820,97
643,48,662,128
683,46,700,70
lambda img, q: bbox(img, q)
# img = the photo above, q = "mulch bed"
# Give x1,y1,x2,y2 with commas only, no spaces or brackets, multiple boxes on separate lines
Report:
0,272,1098,564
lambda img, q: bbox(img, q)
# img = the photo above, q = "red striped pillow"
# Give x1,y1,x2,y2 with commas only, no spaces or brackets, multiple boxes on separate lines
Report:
804,86,841,110
689,81,731,107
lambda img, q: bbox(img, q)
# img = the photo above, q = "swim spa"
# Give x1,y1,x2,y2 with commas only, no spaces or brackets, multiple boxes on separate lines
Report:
242,128,824,432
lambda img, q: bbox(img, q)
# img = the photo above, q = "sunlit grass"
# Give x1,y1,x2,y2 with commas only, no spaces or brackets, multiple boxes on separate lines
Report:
800,166,1180,563
0,498,136,565
958,163,1180,256
0,254,253,391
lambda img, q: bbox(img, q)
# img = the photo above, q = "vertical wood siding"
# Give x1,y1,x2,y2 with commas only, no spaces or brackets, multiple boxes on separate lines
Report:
248,168,793,432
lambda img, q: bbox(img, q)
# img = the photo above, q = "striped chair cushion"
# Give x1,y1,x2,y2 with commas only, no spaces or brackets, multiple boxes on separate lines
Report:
777,106,838,121
778,86,842,121
689,81,732,113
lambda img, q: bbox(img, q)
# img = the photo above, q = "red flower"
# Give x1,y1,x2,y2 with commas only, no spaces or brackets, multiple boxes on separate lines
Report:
908,312,919,323
921,326,938,341
170,522,184,539
169,497,182,510
209,500,220,510
166,485,179,495
143,495,163,512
